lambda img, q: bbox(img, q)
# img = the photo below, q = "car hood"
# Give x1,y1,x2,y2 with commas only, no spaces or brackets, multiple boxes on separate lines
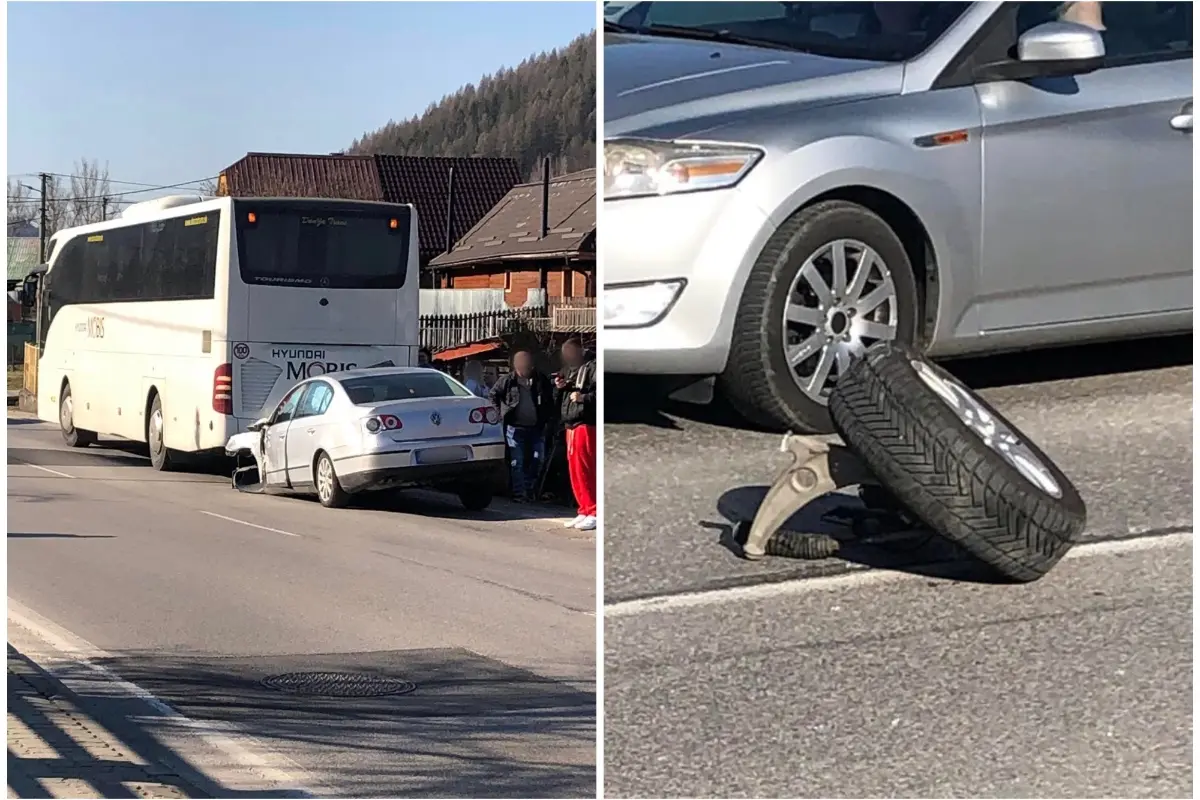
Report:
605,33,905,140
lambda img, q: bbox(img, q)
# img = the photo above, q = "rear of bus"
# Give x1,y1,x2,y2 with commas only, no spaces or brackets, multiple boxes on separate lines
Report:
219,198,419,432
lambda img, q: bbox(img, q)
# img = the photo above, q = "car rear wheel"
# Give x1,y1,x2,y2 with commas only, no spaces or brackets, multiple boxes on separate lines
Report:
720,200,919,434
457,485,493,512
59,383,97,448
314,452,350,508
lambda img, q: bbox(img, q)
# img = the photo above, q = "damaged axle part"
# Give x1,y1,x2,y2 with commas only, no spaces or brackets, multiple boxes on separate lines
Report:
741,434,879,560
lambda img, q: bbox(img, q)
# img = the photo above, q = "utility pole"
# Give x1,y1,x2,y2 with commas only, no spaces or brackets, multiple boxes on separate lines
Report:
38,172,48,262
102,196,109,221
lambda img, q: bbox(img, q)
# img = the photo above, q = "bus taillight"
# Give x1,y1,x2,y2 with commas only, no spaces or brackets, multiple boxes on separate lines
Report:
213,363,233,415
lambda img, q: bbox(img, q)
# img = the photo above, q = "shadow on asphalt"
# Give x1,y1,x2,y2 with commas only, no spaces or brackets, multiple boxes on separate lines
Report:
712,485,1002,584
6,417,40,426
9,443,568,523
605,333,1194,430
7,644,293,799
78,647,596,798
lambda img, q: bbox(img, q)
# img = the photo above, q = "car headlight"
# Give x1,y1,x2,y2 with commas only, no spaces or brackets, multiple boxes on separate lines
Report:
604,139,763,200
604,280,685,328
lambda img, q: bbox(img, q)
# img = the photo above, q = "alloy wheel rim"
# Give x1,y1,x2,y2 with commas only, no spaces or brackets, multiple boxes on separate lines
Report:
317,459,333,501
911,360,1063,498
782,238,899,405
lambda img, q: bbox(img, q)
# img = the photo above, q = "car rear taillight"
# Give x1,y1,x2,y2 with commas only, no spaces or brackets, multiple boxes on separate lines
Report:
469,407,500,425
364,414,401,434
213,363,233,415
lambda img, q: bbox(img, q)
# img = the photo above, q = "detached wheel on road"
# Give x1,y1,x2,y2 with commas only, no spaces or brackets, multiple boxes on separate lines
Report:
457,485,493,512
59,384,97,448
721,200,919,434
314,452,350,508
828,342,1086,582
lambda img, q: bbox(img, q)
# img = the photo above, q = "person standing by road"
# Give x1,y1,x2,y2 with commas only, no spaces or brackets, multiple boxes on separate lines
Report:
490,349,555,502
555,338,597,531
463,360,486,396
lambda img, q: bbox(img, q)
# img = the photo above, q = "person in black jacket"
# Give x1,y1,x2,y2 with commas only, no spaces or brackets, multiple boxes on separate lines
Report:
489,349,556,502
554,338,597,530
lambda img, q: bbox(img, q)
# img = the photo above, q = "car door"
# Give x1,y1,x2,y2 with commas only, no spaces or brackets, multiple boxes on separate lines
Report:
262,384,306,486
974,2,1192,332
285,380,336,488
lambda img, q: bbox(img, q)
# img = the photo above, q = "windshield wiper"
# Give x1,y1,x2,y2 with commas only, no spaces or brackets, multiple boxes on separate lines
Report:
637,24,813,54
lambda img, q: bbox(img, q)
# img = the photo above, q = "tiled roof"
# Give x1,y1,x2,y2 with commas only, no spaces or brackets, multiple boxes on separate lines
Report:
219,153,384,201
429,169,596,269
218,153,521,260
7,238,41,282
374,156,522,258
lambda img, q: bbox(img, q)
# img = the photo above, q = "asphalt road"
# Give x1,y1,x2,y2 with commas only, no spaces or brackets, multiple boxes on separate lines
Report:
603,337,1193,797
7,416,596,798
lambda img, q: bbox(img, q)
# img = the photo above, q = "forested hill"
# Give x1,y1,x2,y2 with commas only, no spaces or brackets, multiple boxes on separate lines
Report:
348,33,595,181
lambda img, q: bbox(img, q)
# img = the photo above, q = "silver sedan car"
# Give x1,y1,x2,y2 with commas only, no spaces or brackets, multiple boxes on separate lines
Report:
604,1,1193,432
225,367,505,509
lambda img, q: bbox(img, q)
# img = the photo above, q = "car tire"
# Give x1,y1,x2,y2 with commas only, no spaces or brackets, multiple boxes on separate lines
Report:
314,452,350,509
59,383,97,448
146,393,177,472
721,200,920,434
828,342,1087,582
457,485,493,512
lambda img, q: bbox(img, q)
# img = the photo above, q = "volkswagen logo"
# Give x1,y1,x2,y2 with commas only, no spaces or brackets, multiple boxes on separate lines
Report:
430,411,442,426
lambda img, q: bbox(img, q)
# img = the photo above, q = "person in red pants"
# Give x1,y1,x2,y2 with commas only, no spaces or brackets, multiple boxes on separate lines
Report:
554,338,597,531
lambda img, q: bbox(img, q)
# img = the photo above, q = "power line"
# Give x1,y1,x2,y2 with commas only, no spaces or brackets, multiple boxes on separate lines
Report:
7,176,216,204
8,171,213,190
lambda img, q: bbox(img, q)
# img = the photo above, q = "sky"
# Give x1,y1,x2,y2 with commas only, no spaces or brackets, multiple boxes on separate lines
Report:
7,1,595,203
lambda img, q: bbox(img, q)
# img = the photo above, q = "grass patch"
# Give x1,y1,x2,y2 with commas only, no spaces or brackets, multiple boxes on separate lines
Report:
7,368,23,392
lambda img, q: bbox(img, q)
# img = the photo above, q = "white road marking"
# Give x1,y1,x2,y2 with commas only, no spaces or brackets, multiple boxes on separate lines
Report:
7,598,323,797
199,510,302,538
605,531,1193,618
10,461,75,479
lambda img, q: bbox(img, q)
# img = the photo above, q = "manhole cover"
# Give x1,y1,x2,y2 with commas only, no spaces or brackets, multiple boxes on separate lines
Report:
260,672,417,698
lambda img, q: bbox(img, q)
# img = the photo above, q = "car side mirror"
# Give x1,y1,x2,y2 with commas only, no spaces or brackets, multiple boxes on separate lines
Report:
976,21,1105,82
1019,21,1105,62
247,417,270,432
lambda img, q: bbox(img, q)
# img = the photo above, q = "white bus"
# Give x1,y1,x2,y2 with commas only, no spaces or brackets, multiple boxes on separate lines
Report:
32,195,420,471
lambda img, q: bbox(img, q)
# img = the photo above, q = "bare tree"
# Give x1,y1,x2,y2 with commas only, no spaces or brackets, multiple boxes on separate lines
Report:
66,158,114,226
7,179,36,232
198,177,219,196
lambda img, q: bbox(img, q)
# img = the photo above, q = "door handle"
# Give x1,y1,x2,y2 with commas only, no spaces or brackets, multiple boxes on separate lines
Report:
1170,101,1192,132
306,428,315,435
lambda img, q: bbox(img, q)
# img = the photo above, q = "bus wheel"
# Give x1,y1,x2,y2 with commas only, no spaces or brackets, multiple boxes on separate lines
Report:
147,394,174,471
59,384,97,448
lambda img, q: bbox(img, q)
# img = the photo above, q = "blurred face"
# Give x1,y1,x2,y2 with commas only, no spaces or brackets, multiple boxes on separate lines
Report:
418,350,430,367
562,341,583,367
513,351,534,377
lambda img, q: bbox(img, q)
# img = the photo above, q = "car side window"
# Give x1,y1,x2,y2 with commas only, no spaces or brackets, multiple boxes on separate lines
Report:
1015,2,1192,65
294,381,335,419
271,385,306,425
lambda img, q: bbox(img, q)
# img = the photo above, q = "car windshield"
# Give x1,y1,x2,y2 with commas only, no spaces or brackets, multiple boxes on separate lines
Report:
610,1,970,61
339,371,472,405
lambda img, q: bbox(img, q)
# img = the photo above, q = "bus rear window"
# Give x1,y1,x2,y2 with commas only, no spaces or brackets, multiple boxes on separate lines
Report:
339,371,471,404
234,203,411,289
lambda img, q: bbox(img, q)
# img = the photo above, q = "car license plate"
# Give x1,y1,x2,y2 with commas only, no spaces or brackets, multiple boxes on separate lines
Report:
415,446,469,465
